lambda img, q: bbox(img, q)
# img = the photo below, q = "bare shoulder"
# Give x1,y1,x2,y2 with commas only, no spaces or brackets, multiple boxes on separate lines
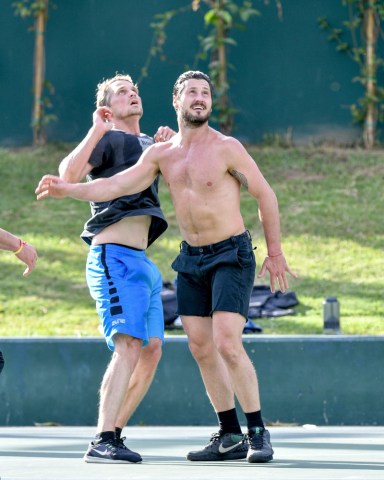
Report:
211,130,251,169
139,137,178,173
212,129,246,154
140,140,169,159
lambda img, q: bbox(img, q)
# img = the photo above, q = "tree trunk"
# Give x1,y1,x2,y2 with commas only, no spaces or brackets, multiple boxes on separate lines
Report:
363,1,377,150
214,0,233,134
216,1,228,132
32,2,48,146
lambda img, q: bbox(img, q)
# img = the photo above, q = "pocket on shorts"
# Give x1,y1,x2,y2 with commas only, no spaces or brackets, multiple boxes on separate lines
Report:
236,245,255,268
171,252,195,274
171,254,182,272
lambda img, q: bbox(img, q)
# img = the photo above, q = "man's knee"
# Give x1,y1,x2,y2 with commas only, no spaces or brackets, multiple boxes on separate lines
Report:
142,338,162,366
135,339,162,379
113,334,143,361
215,340,243,367
212,311,246,365
188,338,215,364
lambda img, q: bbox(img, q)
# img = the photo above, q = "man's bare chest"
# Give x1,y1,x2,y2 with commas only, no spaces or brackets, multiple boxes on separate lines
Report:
161,155,226,192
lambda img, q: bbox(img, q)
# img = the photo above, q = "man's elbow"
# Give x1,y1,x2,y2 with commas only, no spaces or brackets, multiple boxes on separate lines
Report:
59,170,71,182
60,173,76,184
59,164,83,183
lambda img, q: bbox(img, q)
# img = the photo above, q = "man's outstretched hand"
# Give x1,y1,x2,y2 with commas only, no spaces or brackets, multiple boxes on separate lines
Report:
258,254,297,293
35,175,72,200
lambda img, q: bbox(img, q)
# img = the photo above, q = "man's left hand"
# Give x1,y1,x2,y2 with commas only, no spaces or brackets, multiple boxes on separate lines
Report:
257,254,297,293
154,126,176,142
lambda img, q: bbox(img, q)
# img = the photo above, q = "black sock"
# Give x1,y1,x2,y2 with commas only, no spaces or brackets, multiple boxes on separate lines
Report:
115,427,123,440
95,430,115,443
217,408,242,435
245,410,264,431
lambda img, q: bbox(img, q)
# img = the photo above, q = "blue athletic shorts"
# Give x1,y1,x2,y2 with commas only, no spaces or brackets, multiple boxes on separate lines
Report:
86,243,164,351
171,231,256,319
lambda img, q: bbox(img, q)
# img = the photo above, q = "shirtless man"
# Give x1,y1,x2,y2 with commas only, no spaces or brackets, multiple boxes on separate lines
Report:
36,70,296,463
54,73,174,464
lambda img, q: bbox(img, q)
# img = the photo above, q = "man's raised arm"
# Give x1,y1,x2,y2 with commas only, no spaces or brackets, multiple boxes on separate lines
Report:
35,148,159,202
59,107,112,183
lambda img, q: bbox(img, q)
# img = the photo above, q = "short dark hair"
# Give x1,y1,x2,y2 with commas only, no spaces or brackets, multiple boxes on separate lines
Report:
173,71,213,97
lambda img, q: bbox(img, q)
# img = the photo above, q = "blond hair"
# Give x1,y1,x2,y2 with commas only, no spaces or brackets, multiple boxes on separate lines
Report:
96,73,138,107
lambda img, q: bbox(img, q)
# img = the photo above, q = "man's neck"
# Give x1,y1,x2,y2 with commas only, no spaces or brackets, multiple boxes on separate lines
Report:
113,117,141,136
179,121,210,145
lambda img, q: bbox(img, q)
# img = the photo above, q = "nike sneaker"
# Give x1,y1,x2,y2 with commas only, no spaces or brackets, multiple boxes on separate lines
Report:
246,427,274,463
83,437,142,463
187,432,248,461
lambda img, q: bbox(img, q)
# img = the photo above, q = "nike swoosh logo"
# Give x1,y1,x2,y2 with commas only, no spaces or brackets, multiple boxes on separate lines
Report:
95,447,110,456
218,442,242,454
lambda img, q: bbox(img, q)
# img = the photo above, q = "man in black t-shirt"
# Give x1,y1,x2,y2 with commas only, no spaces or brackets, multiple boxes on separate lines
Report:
58,74,175,464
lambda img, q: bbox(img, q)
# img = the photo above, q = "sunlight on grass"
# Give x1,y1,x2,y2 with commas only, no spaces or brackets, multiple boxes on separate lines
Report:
0,145,383,336
270,234,384,335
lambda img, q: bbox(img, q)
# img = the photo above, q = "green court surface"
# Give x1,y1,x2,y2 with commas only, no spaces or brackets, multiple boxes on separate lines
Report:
0,425,383,480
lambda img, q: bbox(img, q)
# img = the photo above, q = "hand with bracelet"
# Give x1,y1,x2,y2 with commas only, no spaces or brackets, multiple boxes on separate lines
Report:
258,251,297,293
0,227,38,276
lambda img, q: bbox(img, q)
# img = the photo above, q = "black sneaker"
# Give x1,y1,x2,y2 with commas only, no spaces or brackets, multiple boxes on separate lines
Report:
83,438,142,464
187,432,248,461
116,435,128,448
246,427,274,463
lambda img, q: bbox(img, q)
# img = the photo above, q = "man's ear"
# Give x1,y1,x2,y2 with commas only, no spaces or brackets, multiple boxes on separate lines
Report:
172,95,179,111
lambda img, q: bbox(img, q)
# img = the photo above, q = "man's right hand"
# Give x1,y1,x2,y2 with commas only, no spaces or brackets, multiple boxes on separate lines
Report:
35,175,72,200
93,106,115,133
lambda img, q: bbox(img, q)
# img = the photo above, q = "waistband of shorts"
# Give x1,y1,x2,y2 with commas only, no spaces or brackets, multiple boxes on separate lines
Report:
90,243,146,257
180,230,252,254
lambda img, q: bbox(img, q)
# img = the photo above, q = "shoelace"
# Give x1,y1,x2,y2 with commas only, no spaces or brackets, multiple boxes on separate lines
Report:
208,432,246,447
116,436,128,449
95,439,118,452
247,431,263,449
206,433,221,446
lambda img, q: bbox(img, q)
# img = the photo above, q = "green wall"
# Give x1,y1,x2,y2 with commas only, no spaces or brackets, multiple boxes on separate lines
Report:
0,0,375,147
0,336,383,426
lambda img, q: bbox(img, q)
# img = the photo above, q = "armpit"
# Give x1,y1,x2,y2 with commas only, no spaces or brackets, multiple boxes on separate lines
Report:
229,169,248,189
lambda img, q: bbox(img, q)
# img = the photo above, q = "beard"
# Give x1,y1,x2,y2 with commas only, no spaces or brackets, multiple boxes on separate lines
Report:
181,107,210,128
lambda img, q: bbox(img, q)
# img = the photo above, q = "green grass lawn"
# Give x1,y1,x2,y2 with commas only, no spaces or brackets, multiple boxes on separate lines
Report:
0,144,383,336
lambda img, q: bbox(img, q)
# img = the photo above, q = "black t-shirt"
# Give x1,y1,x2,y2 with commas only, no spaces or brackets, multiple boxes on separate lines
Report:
81,130,168,247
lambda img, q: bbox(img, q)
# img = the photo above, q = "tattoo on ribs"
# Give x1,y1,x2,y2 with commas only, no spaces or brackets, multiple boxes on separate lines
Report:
230,169,248,189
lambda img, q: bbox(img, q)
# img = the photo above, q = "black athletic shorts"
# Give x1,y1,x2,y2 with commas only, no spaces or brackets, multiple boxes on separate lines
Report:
171,230,256,319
